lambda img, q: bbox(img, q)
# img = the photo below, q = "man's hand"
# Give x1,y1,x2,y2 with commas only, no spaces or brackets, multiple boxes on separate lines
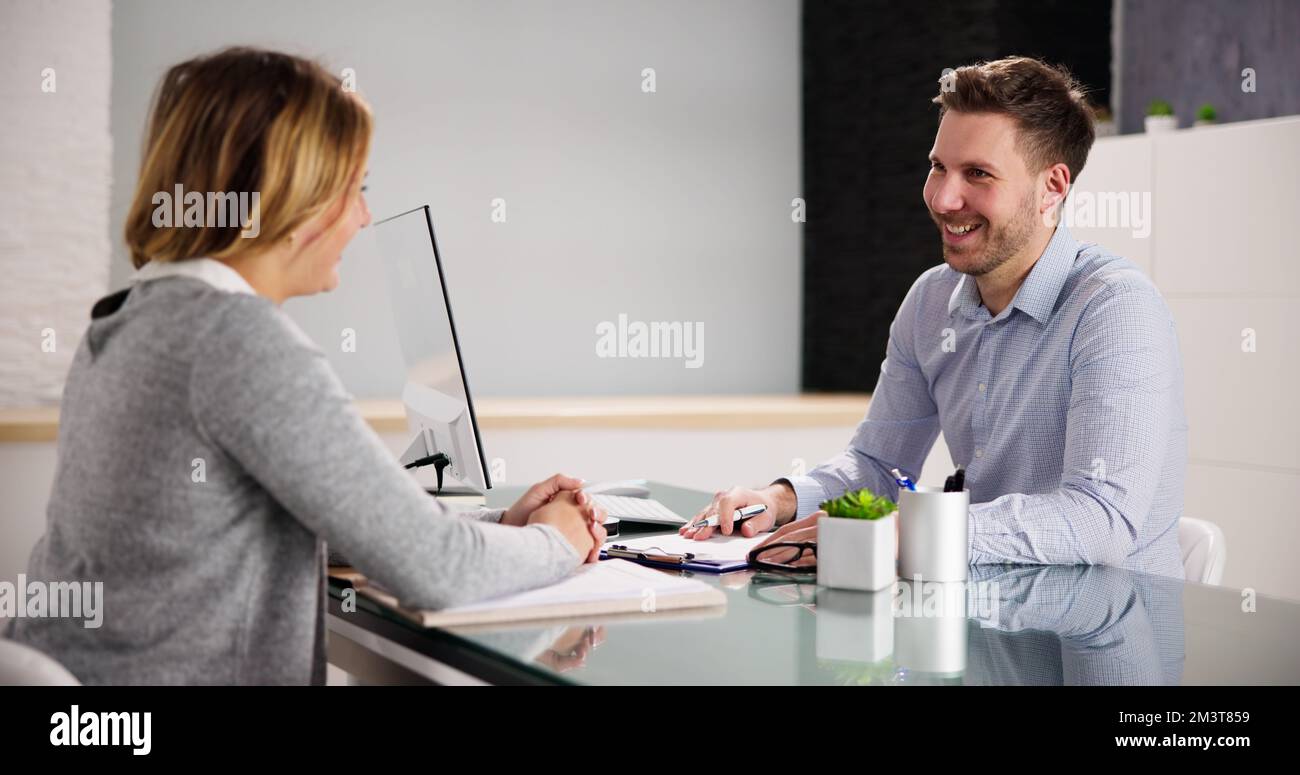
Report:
680,482,798,541
752,510,824,565
752,507,901,565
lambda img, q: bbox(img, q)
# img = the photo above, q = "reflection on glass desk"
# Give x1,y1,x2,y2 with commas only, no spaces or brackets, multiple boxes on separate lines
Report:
325,482,1300,685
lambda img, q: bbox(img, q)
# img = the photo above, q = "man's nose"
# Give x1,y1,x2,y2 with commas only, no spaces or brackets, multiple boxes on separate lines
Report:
929,176,966,214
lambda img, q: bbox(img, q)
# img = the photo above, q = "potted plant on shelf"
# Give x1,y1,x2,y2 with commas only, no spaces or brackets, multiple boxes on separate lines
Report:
1092,103,1117,137
815,488,897,591
1195,102,1217,127
1145,100,1178,133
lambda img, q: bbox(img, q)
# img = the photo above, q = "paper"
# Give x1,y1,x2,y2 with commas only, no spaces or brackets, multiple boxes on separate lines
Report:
448,559,706,612
360,559,725,627
607,532,768,562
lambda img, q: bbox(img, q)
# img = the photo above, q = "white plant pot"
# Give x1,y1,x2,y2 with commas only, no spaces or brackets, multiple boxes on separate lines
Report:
1144,115,1178,133
817,513,896,591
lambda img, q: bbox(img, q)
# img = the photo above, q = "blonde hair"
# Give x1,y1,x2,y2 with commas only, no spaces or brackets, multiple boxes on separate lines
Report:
125,47,372,268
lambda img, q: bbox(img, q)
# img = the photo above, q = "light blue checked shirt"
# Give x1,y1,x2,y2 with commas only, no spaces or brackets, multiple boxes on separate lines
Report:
785,226,1187,579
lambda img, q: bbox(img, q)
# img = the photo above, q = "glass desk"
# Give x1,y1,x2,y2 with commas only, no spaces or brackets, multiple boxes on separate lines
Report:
325,482,1300,685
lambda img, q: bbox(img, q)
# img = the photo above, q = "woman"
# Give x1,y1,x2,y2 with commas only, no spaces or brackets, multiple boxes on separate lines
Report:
7,47,605,685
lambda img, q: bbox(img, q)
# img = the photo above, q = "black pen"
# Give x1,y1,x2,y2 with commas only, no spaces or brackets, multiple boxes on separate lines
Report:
944,466,966,492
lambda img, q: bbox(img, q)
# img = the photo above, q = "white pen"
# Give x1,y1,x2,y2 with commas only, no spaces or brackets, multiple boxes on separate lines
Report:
691,504,767,530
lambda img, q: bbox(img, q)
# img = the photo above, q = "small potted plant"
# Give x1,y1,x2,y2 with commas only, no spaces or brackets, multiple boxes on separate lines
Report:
1092,103,1117,138
816,488,897,591
1144,100,1178,133
1195,102,1217,127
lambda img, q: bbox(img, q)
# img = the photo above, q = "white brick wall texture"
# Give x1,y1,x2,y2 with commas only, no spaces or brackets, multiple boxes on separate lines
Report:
0,0,112,407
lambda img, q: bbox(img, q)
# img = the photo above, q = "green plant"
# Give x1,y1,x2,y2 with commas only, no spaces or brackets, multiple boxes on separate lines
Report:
1197,103,1217,122
1146,99,1174,117
820,488,897,520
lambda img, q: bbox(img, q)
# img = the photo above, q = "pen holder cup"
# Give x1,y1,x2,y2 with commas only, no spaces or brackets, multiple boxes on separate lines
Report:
897,487,969,582
816,513,897,592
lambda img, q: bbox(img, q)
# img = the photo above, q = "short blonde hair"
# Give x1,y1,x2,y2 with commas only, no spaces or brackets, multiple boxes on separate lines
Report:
125,47,372,268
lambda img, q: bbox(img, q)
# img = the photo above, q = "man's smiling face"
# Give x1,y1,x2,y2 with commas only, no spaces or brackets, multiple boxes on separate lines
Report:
923,110,1043,277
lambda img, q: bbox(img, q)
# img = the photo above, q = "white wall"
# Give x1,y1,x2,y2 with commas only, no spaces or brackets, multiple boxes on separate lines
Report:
108,0,802,398
0,0,111,407
1072,117,1300,600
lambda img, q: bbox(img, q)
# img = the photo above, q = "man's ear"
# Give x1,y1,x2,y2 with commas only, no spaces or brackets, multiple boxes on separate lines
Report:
1039,162,1072,224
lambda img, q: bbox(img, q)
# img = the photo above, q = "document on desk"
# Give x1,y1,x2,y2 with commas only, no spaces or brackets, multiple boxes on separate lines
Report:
358,559,726,628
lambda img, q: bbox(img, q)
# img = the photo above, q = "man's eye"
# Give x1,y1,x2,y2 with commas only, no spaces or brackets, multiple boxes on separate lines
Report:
930,163,944,172
968,169,988,179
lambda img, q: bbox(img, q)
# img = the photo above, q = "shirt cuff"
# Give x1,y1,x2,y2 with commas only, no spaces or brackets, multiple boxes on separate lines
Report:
967,505,988,564
774,476,828,522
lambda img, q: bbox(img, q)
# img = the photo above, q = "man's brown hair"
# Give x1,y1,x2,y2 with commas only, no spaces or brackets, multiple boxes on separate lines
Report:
933,56,1095,183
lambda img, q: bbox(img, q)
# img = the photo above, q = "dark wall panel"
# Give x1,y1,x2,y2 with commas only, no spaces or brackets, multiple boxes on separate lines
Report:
1116,0,1300,133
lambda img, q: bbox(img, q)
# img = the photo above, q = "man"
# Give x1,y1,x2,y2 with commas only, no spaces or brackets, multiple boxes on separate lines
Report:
685,56,1187,579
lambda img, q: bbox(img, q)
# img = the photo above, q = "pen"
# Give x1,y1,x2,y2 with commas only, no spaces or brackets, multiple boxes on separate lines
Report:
691,504,767,529
943,466,966,493
891,468,917,491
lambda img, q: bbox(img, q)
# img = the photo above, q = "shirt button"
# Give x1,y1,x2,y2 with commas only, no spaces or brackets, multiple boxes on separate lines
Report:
978,383,986,393
975,448,984,458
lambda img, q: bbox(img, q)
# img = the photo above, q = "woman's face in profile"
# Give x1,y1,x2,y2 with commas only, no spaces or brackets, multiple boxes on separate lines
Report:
290,167,371,296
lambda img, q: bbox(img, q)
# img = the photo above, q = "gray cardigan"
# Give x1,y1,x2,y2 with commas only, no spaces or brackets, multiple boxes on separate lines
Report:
7,276,578,684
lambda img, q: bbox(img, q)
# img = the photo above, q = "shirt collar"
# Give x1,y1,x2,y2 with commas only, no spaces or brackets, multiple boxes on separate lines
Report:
132,257,257,296
947,225,1080,324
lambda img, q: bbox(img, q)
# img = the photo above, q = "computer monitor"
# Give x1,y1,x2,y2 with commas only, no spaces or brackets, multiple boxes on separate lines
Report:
372,205,491,494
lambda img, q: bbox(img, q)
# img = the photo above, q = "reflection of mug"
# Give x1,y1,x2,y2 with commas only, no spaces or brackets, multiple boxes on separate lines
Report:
894,578,968,676
898,487,970,582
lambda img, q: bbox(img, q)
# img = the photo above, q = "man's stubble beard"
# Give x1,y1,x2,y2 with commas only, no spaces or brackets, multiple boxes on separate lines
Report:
941,188,1040,277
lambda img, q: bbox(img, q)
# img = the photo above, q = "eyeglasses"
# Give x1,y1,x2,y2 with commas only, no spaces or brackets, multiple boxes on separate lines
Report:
747,541,818,574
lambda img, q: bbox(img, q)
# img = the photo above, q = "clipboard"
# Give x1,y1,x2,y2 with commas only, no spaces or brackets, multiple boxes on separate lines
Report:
600,537,759,574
